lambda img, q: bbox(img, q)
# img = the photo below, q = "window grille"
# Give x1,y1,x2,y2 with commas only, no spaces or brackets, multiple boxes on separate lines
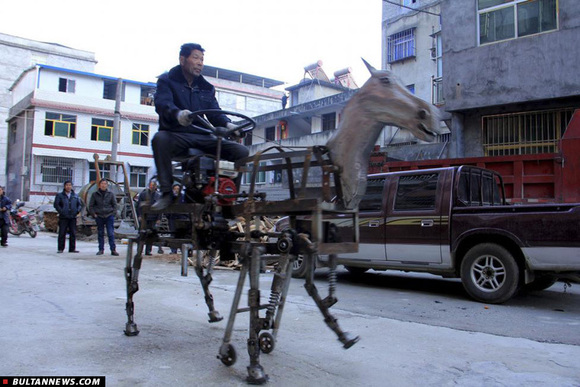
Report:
45,112,76,138
322,113,336,131
482,108,575,156
39,156,74,184
132,123,149,146
89,162,111,182
387,28,416,63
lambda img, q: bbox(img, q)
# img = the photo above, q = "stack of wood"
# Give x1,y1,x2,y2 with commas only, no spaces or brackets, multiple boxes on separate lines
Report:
43,211,59,232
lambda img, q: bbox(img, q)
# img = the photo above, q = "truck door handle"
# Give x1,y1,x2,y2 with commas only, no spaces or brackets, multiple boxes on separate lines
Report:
368,220,380,227
421,219,434,227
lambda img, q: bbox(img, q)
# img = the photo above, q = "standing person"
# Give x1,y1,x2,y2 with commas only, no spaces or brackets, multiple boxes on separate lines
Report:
137,180,163,256
88,179,119,256
151,42,249,210
54,180,82,253
0,186,12,247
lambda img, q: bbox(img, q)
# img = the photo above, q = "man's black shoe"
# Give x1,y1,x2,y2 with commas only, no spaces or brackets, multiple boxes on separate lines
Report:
151,192,173,211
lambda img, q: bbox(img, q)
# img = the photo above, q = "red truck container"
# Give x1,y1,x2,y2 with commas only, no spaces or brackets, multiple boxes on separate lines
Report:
369,109,580,204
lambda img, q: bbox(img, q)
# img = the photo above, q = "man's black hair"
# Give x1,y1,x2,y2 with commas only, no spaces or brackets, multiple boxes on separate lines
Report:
180,43,205,58
63,180,72,186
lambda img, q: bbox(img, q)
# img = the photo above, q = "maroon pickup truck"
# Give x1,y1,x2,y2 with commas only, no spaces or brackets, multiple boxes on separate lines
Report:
287,166,580,304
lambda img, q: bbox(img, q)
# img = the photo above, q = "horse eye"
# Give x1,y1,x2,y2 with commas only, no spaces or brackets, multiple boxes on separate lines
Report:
380,77,390,85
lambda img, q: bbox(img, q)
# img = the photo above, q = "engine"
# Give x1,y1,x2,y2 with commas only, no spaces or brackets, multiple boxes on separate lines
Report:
181,155,238,205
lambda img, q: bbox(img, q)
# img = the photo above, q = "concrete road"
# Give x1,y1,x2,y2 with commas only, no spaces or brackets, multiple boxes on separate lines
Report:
1,232,579,386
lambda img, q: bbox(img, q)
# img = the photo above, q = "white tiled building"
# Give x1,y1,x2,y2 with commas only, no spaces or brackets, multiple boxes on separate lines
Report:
7,64,158,203
6,64,285,204
0,32,97,189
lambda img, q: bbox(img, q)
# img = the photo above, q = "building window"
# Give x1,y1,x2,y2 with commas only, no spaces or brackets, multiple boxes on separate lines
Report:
45,112,76,138
478,0,558,45
243,161,266,185
322,113,336,131
103,79,125,101
406,84,415,94
387,28,416,63
431,31,444,106
39,156,74,184
91,118,114,142
265,126,276,141
243,131,253,146
89,162,111,182
482,108,574,156
132,123,149,146
58,78,76,93
140,85,155,105
130,166,148,188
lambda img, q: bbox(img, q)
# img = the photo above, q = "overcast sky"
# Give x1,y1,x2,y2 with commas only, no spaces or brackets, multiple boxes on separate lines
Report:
2,0,382,88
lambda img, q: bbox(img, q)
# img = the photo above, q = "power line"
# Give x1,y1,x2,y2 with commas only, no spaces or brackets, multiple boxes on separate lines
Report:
382,0,441,17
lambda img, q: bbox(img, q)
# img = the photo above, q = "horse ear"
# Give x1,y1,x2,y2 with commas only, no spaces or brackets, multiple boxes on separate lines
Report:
361,58,378,76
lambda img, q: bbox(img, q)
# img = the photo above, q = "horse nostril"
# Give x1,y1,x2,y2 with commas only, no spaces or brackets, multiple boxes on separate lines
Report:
418,109,428,120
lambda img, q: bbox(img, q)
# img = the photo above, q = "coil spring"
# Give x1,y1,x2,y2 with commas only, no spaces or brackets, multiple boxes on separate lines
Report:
328,268,337,296
266,291,280,318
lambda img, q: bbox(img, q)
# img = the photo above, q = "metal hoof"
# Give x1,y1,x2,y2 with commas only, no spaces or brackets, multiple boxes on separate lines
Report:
246,364,268,385
124,323,140,336
208,311,223,323
342,333,360,349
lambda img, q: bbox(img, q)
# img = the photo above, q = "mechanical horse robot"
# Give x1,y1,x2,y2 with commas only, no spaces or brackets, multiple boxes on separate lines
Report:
123,60,442,384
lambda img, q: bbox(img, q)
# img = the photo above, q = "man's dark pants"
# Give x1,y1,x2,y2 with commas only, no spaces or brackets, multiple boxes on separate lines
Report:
152,131,249,193
57,217,77,252
95,215,116,252
0,218,8,245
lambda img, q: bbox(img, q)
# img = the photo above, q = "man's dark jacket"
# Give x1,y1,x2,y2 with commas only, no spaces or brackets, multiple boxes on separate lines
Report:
54,190,82,219
136,188,160,221
88,189,117,218
0,194,12,223
155,65,231,135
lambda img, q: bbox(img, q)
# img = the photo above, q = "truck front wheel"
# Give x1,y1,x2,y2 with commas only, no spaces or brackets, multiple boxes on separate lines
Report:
460,243,520,304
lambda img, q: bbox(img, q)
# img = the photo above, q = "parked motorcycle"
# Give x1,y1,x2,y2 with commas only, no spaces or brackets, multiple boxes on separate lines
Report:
9,201,39,238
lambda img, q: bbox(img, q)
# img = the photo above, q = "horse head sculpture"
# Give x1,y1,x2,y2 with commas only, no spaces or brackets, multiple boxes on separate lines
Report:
326,59,443,209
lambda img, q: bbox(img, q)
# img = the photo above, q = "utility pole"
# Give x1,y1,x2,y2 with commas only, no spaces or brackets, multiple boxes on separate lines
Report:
111,78,123,179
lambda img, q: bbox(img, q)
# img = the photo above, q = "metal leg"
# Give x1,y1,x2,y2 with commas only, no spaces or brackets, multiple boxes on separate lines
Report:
218,260,249,367
303,253,359,349
246,246,268,384
124,238,145,336
194,248,223,323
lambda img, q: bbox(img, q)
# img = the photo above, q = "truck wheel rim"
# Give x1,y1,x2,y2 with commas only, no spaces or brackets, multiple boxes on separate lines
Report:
470,255,506,293
292,255,304,270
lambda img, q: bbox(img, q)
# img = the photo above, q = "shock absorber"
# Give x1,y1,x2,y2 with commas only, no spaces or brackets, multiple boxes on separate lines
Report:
325,254,338,308
265,290,280,322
